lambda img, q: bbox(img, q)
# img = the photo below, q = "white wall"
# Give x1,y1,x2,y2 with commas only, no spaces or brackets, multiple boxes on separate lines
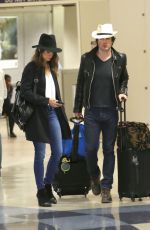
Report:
53,4,79,69
23,7,53,64
109,0,150,124
0,4,79,80
52,5,64,68
0,6,52,83
79,0,109,54
63,5,79,69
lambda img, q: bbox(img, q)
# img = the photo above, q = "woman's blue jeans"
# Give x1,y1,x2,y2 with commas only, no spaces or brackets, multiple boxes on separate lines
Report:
33,107,62,190
84,107,118,189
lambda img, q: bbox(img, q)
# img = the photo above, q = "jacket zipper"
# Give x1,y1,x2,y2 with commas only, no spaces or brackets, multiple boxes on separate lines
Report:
87,61,95,109
111,59,119,109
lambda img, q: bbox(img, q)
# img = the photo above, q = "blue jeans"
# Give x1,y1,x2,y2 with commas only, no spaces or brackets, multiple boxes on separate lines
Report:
84,107,118,189
33,107,62,190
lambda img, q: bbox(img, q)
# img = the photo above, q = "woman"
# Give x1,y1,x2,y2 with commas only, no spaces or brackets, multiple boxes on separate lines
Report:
20,34,71,207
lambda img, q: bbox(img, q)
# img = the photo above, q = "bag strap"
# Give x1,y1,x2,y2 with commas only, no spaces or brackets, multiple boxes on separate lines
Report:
33,78,38,94
32,67,39,94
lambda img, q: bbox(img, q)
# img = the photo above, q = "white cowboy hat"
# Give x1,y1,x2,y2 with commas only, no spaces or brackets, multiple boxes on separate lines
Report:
92,23,118,39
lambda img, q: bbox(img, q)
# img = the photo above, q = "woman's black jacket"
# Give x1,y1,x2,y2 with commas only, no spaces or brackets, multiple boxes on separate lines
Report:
20,61,71,143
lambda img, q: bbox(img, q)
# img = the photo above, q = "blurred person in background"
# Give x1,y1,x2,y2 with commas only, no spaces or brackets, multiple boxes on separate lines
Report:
2,74,16,138
0,68,7,116
0,68,7,173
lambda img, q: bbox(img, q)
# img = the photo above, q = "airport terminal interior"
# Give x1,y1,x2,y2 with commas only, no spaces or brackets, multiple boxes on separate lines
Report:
0,119,150,230
0,0,150,229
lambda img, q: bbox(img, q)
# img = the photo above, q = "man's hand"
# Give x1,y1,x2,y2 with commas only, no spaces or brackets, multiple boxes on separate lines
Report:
118,94,127,102
75,112,83,119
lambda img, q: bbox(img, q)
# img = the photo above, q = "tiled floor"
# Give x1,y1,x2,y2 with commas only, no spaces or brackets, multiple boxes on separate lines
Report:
0,119,150,230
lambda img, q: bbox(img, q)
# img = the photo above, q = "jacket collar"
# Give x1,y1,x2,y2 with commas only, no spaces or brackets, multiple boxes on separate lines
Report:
86,46,120,63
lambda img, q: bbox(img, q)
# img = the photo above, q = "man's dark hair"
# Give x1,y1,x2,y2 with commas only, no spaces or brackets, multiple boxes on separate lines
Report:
111,36,116,43
96,36,116,45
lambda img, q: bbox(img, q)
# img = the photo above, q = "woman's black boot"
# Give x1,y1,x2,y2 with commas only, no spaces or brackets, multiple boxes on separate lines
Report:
37,188,52,207
45,184,57,204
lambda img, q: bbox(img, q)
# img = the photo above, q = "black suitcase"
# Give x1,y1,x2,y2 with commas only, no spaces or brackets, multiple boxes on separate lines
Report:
117,101,150,201
52,117,91,198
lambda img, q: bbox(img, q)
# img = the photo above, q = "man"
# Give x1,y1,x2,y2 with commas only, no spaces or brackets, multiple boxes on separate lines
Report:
73,23,128,203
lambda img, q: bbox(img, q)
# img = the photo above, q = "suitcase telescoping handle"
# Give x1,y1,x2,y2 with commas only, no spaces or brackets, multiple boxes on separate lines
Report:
120,100,126,123
70,117,84,161
119,100,127,151
70,117,84,124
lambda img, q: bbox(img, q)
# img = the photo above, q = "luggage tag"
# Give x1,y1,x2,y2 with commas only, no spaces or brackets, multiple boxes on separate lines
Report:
60,157,71,173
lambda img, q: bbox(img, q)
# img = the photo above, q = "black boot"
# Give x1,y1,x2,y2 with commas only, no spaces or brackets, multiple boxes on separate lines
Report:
10,132,17,138
45,184,57,204
91,175,101,196
37,188,52,207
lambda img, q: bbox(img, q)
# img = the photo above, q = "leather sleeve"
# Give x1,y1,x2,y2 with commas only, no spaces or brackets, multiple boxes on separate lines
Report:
20,62,49,106
119,53,129,95
73,54,86,113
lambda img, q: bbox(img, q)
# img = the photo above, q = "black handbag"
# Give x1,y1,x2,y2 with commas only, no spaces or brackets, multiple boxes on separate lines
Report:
11,79,38,131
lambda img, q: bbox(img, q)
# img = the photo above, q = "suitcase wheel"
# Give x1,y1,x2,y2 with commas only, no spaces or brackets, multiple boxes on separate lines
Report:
84,192,87,198
119,194,123,201
131,197,135,202
84,187,90,198
57,188,62,198
58,193,61,198
119,197,123,201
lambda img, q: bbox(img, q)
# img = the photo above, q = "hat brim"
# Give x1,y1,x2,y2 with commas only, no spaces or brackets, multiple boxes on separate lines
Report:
91,31,118,39
32,45,62,53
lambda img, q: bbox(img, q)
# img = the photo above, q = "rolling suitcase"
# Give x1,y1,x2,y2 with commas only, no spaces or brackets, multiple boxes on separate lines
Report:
52,117,91,197
117,101,150,201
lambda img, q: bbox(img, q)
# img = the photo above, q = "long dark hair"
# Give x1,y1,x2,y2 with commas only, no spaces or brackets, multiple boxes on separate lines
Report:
32,48,59,76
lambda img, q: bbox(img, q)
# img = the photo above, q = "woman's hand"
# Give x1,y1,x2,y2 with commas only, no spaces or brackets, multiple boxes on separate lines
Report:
48,99,63,108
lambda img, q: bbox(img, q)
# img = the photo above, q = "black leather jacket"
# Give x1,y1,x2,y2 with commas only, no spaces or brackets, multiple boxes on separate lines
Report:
73,46,129,112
